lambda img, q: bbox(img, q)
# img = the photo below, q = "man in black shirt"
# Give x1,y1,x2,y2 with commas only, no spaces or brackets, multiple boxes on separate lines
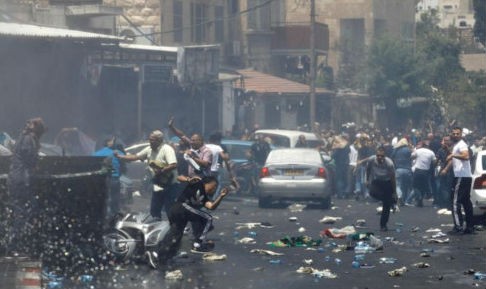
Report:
250,135,271,166
146,176,229,269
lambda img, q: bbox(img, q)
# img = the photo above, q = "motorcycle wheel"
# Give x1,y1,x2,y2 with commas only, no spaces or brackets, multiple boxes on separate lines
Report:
103,229,135,262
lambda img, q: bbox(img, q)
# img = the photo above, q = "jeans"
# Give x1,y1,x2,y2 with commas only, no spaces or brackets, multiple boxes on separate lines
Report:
355,165,369,197
395,168,412,202
150,183,178,219
107,177,121,217
335,165,349,198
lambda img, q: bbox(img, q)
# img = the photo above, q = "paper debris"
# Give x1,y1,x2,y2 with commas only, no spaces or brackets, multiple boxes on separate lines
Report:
250,249,284,256
165,269,183,280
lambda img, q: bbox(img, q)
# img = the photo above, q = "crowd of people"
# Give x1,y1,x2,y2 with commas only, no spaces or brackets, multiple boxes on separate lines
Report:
2,116,485,269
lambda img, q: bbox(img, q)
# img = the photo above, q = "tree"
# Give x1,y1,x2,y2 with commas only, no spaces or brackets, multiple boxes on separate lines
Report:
416,10,464,89
366,34,425,128
473,0,486,46
442,72,486,132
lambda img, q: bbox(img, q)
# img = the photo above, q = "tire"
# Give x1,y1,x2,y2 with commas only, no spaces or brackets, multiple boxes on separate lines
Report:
102,229,135,261
258,197,271,208
321,196,332,209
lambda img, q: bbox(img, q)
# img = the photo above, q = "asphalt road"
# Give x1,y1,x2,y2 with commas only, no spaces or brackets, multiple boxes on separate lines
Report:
1,193,485,289
93,193,486,289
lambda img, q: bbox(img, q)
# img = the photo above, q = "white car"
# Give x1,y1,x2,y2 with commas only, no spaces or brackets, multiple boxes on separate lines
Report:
257,148,332,208
471,150,486,217
254,129,322,148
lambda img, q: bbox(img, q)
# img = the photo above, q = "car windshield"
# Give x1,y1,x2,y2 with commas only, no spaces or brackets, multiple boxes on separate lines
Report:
267,149,320,164
225,143,250,160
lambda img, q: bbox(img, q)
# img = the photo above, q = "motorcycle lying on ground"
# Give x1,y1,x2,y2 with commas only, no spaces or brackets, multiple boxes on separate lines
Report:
103,212,170,262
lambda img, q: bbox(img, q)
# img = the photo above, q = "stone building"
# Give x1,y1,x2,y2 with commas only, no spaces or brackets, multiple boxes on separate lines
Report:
417,0,476,29
284,0,417,78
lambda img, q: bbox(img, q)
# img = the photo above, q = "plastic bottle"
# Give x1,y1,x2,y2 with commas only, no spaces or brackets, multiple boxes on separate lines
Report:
352,261,360,268
324,256,330,262
269,259,281,264
379,257,397,264
354,254,365,261
47,281,63,289
474,272,486,280
354,242,374,254
248,231,257,237
80,275,93,283
334,258,342,265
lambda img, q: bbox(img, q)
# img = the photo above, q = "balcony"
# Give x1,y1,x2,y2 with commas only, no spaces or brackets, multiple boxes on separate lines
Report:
271,22,329,56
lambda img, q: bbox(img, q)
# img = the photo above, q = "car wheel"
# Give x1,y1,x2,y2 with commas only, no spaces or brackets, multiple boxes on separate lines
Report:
321,196,331,209
258,197,271,208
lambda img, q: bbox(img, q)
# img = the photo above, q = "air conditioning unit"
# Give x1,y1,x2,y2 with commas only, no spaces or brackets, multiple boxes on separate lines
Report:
118,26,155,45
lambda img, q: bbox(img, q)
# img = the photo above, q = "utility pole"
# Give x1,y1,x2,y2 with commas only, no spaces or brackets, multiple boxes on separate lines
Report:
309,0,316,128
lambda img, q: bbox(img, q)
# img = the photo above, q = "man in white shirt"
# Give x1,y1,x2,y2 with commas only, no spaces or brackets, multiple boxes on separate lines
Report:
116,130,177,220
409,141,436,207
446,127,474,235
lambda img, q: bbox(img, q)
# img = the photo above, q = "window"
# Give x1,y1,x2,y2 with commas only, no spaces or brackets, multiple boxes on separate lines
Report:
191,3,208,43
247,0,270,31
215,5,224,43
173,1,183,43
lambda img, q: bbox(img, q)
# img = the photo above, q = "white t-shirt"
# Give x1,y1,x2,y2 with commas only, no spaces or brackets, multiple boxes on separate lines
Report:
451,139,472,177
349,144,358,166
412,147,436,171
205,143,224,173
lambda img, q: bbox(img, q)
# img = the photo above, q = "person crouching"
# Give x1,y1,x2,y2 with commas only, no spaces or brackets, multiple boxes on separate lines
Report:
145,176,229,269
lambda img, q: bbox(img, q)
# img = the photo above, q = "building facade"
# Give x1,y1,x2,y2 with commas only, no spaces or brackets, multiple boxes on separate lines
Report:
417,0,475,29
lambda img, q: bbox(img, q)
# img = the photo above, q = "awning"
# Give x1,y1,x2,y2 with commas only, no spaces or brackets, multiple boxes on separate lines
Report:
119,43,178,53
0,22,123,42
235,69,330,94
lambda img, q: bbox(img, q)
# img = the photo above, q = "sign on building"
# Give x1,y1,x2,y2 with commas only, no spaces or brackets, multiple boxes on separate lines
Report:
142,64,173,83
177,45,220,86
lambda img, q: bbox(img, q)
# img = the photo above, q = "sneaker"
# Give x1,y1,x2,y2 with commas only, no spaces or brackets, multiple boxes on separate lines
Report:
463,227,476,235
183,226,191,235
145,251,159,269
190,243,212,254
447,227,463,235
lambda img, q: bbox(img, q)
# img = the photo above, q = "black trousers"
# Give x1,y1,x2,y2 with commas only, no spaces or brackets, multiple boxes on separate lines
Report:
451,177,473,229
156,202,212,262
369,179,394,228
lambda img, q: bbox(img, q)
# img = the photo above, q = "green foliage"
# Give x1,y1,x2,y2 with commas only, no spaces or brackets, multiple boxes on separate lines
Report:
367,35,424,99
335,38,367,91
415,11,464,88
334,9,485,130
442,72,486,131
